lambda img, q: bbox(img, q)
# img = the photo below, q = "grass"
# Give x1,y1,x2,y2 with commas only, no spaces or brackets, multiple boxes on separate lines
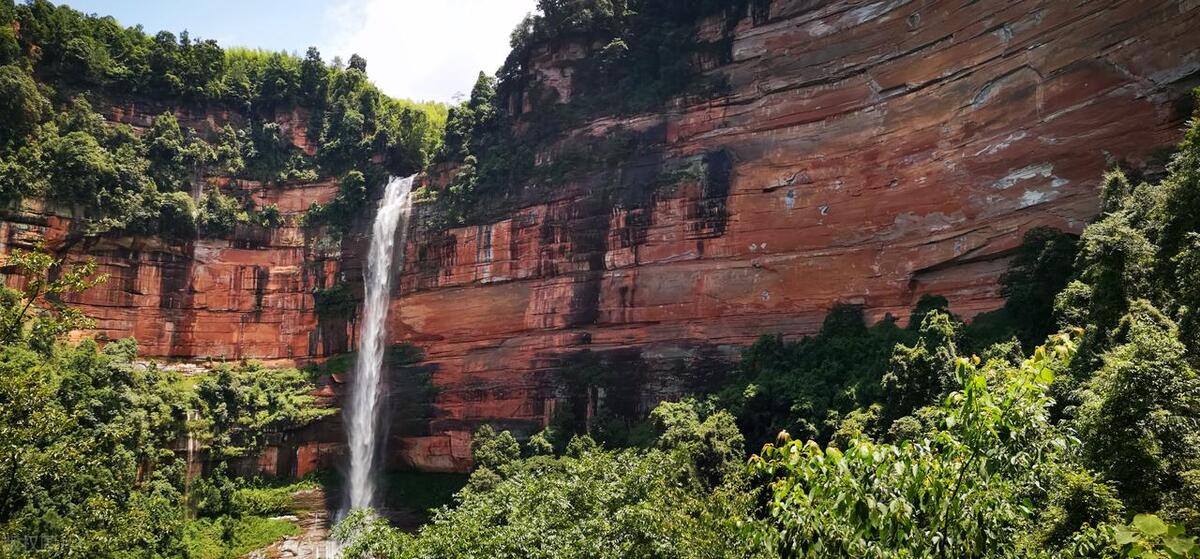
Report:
231,478,321,516
182,516,299,559
182,477,321,558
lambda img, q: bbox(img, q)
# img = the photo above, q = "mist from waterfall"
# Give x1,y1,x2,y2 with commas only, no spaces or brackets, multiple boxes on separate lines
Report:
346,175,416,513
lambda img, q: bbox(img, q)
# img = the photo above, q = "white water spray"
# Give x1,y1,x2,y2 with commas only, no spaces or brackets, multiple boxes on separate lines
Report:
346,175,415,512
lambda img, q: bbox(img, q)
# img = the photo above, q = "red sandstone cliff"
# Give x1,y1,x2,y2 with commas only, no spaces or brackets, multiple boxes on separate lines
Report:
1,0,1197,473
384,0,1200,470
0,181,349,360
0,101,352,362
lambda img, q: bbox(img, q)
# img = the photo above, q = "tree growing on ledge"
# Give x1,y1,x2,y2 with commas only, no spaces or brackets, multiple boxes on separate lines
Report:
0,247,106,353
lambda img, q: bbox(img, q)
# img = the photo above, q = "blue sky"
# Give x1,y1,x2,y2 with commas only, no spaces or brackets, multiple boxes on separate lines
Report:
61,0,538,103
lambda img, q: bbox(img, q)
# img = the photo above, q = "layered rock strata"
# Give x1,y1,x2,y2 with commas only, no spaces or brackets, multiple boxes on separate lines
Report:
1,0,1197,472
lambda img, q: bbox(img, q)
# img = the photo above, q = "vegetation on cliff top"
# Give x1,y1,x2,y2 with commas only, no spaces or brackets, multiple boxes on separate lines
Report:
0,0,446,240
500,0,745,114
420,0,757,228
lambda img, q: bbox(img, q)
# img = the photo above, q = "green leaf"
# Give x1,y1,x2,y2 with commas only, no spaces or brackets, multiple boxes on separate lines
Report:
1134,514,1169,537
1162,536,1197,555
1115,526,1140,545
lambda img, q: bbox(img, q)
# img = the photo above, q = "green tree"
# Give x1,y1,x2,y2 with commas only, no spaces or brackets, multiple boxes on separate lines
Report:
143,112,213,192
0,65,48,147
1158,116,1200,262
0,247,190,558
335,400,768,559
0,3,19,66
880,309,961,429
470,424,520,471
0,248,106,352
1073,213,1156,331
1099,169,1134,215
299,46,327,106
318,65,378,173
752,334,1081,558
996,227,1079,347
347,53,367,73
1075,301,1200,527
717,304,914,450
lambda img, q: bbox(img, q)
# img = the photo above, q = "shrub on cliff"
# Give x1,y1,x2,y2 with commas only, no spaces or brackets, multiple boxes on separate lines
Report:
192,361,332,460
196,188,245,237
0,64,48,147
157,190,197,238
303,170,371,233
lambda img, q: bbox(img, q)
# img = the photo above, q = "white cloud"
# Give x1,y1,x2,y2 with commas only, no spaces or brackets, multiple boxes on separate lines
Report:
323,0,538,103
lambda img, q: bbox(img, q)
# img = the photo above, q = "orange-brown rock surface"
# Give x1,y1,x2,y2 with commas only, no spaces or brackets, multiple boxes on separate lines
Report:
2,0,1198,472
383,0,1200,470
0,178,349,360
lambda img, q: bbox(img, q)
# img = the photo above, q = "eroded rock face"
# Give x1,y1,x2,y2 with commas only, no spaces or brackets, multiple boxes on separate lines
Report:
0,0,1196,473
0,180,350,360
383,0,1200,470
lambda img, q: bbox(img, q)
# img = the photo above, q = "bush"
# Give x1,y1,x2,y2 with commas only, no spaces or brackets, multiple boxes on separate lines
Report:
158,190,197,238
253,203,283,228
0,65,48,147
230,487,292,518
334,399,768,559
229,479,317,517
196,189,244,237
193,362,332,460
182,516,299,559
752,334,1079,557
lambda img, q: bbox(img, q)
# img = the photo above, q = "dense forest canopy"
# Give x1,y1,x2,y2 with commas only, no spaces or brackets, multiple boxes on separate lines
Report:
0,0,446,240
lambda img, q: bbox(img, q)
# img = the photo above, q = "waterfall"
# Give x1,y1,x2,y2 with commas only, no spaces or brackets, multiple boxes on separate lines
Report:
346,175,415,512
